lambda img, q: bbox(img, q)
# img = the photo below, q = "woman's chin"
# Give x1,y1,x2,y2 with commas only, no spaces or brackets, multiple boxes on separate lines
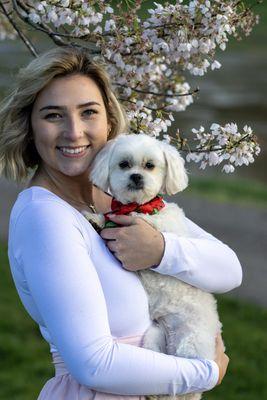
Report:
58,164,90,178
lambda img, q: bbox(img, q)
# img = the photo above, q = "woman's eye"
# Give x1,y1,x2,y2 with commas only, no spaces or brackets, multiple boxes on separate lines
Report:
44,113,61,120
145,162,155,169
82,109,97,117
119,160,130,169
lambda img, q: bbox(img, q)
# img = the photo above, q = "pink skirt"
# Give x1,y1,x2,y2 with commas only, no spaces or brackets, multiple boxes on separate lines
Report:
37,334,146,400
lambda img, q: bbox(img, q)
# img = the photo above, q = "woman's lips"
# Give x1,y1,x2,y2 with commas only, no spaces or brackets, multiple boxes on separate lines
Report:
56,145,90,158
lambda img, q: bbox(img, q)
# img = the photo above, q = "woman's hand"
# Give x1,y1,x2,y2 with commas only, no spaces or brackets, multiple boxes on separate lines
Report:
100,214,165,270
214,333,229,385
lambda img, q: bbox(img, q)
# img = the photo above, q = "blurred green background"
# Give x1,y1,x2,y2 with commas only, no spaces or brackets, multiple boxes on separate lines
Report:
0,1,267,399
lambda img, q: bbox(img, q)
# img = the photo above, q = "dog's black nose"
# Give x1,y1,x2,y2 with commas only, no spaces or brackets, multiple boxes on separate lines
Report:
130,174,143,185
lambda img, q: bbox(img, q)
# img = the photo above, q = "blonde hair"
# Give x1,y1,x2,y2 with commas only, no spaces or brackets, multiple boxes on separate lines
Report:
0,46,128,182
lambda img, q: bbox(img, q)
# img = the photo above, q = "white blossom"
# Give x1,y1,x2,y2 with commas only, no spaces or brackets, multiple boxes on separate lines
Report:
222,164,235,173
186,123,259,172
211,60,222,70
28,12,41,24
0,0,260,172
60,0,69,7
105,6,114,14
105,19,116,32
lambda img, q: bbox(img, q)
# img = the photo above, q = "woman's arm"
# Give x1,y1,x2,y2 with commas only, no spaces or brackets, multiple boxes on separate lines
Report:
11,201,219,395
154,217,243,293
101,214,242,294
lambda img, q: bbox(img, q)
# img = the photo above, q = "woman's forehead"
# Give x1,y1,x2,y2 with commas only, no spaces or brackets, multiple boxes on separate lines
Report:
34,74,104,108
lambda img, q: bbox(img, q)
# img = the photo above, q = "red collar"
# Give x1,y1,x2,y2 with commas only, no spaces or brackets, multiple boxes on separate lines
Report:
104,195,165,221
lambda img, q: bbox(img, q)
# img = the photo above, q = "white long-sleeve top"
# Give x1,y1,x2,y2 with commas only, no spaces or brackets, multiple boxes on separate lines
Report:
8,187,242,396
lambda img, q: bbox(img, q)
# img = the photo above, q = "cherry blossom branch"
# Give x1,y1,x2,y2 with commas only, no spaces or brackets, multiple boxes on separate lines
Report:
177,133,251,153
0,0,37,56
183,125,260,173
0,0,261,173
115,83,199,98
120,98,169,112
12,0,67,46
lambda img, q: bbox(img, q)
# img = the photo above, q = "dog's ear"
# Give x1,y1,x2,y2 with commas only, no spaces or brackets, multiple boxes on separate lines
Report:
90,139,117,192
158,141,188,195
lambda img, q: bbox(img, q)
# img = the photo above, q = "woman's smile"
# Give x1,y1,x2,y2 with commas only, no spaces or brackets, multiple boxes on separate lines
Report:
56,145,91,157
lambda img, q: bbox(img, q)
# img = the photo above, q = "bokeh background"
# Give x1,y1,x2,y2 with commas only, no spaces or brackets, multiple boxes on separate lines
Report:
0,1,267,399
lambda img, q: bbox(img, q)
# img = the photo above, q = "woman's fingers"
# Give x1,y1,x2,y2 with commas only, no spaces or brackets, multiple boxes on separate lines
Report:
106,239,118,253
101,217,165,270
214,333,229,385
216,332,225,352
107,214,138,226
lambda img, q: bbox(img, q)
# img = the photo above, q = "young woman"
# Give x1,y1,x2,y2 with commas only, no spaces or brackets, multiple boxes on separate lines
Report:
0,46,240,399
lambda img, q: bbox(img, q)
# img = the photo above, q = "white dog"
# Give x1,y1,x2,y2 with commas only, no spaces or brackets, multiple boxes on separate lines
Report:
84,134,222,400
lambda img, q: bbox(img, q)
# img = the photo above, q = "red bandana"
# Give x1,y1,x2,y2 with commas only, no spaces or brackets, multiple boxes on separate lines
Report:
104,195,165,224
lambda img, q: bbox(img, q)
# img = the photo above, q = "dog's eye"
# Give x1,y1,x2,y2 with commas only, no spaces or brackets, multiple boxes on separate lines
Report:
145,162,155,170
119,160,130,169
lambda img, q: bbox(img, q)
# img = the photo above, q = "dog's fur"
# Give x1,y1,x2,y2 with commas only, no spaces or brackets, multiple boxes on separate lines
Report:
84,134,221,400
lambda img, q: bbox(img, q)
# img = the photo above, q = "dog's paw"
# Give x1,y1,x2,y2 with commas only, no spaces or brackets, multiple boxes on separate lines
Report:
82,211,105,233
143,323,166,353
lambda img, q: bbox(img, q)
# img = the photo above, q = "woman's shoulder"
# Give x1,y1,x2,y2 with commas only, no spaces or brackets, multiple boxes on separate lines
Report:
12,186,73,214
10,186,85,231
8,186,97,255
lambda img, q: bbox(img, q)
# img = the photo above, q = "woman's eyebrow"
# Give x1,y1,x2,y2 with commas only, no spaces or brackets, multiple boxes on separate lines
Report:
39,101,101,112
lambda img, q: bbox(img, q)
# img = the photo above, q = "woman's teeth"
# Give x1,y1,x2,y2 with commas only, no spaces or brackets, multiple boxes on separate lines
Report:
58,146,89,154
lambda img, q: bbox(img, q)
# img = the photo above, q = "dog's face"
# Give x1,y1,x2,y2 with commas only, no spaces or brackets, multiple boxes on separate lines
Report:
108,140,166,204
90,134,188,204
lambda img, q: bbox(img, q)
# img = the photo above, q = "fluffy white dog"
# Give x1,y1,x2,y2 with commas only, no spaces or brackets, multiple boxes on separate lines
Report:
84,134,222,400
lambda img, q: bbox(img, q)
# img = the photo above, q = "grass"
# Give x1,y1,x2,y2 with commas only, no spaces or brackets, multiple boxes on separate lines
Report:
205,295,267,399
1,242,267,399
186,176,267,208
0,243,53,400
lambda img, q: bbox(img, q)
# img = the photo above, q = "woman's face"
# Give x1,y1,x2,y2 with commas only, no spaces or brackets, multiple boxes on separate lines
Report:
31,73,110,178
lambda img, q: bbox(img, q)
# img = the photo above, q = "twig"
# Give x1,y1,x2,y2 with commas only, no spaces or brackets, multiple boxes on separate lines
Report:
13,0,67,46
0,0,38,57
116,83,199,98
119,97,168,111
176,133,251,153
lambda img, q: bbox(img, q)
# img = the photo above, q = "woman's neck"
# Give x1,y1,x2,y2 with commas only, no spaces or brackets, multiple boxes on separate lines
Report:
29,166,93,210
28,165,111,213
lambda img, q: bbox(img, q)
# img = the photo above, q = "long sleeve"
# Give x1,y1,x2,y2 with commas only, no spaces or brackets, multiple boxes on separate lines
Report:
153,217,242,294
9,199,219,395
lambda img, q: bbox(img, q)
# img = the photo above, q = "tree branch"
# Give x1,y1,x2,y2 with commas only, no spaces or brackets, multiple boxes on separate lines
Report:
13,0,68,47
116,83,199,98
176,133,251,153
10,0,103,54
0,0,38,57
119,97,168,111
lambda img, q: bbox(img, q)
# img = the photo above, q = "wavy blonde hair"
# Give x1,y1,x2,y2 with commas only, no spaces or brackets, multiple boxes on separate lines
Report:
0,46,128,182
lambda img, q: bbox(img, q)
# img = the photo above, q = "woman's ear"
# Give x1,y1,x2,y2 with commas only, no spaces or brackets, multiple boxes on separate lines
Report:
90,139,117,192
158,141,188,195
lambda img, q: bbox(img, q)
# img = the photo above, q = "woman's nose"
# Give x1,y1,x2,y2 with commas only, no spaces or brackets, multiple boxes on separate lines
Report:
63,115,84,141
